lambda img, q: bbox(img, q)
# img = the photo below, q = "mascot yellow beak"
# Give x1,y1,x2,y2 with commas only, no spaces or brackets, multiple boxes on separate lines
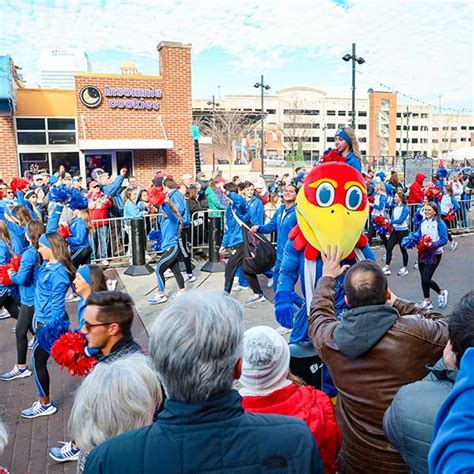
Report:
295,162,368,259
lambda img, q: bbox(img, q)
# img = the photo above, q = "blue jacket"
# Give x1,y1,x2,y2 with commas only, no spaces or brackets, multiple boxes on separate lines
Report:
390,204,410,231
6,220,28,255
345,151,362,172
85,389,324,474
258,204,297,270
222,192,250,249
102,175,125,198
159,202,179,252
372,193,387,216
429,348,474,474
123,200,146,220
34,261,70,324
247,194,265,225
9,244,38,306
76,297,87,330
46,204,63,233
0,240,12,297
67,217,91,252
168,189,190,227
411,218,449,254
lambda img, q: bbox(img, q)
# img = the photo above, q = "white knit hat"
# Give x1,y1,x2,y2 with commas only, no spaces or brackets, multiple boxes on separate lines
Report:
239,326,291,396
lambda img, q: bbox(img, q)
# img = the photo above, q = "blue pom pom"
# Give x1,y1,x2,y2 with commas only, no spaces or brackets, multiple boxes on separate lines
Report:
69,189,88,210
36,317,70,352
148,229,162,241
401,233,419,250
49,185,72,204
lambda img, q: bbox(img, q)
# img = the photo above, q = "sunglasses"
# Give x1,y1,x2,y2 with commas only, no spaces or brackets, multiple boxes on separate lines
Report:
6,191,14,195
83,321,114,332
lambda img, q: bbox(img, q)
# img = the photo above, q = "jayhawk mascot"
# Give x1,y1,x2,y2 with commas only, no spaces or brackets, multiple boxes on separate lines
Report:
275,160,375,395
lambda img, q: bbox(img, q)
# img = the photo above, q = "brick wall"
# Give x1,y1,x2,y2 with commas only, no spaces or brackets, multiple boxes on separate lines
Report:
0,116,18,181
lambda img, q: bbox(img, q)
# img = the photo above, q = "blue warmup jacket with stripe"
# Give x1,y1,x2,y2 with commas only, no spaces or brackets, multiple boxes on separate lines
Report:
9,244,38,306
48,204,91,252
222,192,250,249
0,240,12,297
159,202,180,252
247,195,265,226
168,189,190,227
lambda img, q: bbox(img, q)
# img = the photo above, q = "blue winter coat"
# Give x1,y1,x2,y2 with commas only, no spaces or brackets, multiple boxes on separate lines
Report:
429,348,474,474
159,202,180,252
222,192,250,249
168,189,190,227
84,390,324,474
34,261,70,324
258,204,297,270
66,217,91,252
9,244,38,306
247,194,265,225
123,200,146,220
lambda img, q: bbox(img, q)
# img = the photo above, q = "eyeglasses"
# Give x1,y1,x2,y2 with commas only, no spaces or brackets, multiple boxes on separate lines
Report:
83,321,113,332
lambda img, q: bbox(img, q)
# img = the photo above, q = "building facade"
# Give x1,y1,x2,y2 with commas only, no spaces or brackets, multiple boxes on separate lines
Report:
40,49,91,89
0,42,195,186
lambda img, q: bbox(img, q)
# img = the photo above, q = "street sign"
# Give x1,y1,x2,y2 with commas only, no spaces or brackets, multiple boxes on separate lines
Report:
190,124,200,140
404,154,433,186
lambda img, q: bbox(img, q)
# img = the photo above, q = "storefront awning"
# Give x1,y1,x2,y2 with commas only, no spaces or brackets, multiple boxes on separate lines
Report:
79,139,173,150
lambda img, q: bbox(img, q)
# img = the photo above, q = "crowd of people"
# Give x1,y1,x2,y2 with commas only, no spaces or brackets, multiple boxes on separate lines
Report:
0,126,473,473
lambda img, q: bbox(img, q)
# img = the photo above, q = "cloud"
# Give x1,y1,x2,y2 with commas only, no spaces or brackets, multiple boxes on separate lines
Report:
0,0,472,108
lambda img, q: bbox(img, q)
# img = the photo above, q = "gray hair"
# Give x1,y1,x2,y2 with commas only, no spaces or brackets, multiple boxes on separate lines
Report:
149,289,244,403
69,354,162,452
0,421,7,455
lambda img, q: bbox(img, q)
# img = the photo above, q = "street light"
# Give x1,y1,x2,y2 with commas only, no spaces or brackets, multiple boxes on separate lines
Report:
402,107,413,157
342,43,365,129
254,75,271,175
207,95,220,172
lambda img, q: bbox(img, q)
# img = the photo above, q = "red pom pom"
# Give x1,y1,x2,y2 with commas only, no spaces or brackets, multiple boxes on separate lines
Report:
0,265,12,285
10,177,29,194
51,331,97,376
148,187,166,206
417,235,433,254
321,149,345,163
424,183,441,200
58,224,72,240
445,209,456,222
373,215,393,233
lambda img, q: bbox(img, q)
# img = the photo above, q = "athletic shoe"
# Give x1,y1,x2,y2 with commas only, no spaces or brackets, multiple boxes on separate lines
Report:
1,365,32,381
233,285,249,292
418,301,433,310
183,274,197,283
48,441,80,463
100,259,109,267
275,326,291,335
106,279,118,291
267,277,274,288
148,293,168,305
65,294,80,303
245,294,266,305
21,400,57,419
438,290,449,309
449,242,458,251
0,308,10,320
163,269,173,279
382,266,391,276
397,267,409,276
413,262,419,270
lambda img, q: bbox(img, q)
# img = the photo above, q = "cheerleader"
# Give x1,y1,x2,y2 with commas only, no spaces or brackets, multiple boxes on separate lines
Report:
382,191,410,276
20,232,75,419
0,221,20,321
4,205,31,255
148,198,185,305
1,221,44,381
368,182,388,247
404,202,449,310
440,185,460,251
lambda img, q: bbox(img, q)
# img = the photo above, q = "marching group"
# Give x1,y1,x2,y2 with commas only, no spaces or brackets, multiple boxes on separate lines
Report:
0,127,473,473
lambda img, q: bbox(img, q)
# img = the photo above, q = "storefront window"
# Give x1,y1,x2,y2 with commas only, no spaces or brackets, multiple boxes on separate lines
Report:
48,132,76,145
17,132,47,145
19,152,49,176
16,118,46,130
47,118,75,130
51,152,80,176
116,151,133,174
85,154,113,178
16,117,76,146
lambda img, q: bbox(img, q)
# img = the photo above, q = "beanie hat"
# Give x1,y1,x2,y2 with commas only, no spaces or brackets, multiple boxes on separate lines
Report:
335,128,353,148
239,326,291,397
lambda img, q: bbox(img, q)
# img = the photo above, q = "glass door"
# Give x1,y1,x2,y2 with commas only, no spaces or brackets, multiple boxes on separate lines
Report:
85,153,113,180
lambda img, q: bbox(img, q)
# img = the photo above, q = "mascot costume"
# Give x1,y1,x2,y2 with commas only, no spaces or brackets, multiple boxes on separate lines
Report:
274,158,375,396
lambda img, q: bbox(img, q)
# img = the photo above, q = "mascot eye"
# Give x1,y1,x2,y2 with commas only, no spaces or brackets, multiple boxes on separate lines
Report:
345,186,363,211
315,182,335,207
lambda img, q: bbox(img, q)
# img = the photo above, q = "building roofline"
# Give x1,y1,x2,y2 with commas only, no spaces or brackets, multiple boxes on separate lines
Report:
74,72,161,80
276,86,328,96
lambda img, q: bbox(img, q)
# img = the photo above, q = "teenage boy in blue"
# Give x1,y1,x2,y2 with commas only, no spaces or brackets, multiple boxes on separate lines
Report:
163,177,195,283
20,232,74,419
220,182,265,305
1,221,44,381
251,184,298,291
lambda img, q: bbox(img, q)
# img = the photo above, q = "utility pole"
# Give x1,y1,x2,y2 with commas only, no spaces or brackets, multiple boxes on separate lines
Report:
342,43,365,129
254,75,271,175
403,106,413,157
207,95,220,172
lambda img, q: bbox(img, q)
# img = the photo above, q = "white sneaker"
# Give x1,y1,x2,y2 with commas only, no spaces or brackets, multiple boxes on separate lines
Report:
173,290,186,299
164,269,173,279
245,294,266,305
397,267,409,276
438,290,449,309
233,285,249,292
413,262,419,270
100,259,109,267
449,242,458,251
267,277,274,288
148,293,168,305
106,279,118,291
418,300,433,310
183,274,197,283
0,308,10,320
382,266,391,276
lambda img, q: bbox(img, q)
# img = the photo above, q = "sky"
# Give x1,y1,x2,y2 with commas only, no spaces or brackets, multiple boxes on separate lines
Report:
1,0,473,113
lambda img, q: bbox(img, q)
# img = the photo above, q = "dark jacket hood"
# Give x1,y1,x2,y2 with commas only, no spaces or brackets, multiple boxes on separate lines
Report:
334,304,398,359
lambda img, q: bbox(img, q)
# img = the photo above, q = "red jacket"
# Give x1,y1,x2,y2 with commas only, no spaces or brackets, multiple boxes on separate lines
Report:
242,383,341,474
87,192,112,228
408,173,426,204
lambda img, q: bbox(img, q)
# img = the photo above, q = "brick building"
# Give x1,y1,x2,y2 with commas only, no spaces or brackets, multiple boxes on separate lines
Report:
0,42,194,187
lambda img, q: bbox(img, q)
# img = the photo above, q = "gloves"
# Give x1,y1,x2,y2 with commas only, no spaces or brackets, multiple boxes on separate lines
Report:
275,291,299,329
